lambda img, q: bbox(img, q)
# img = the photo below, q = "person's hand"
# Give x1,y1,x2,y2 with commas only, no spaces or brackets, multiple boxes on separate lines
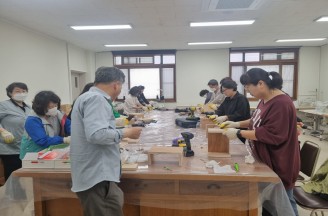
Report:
217,128,239,140
208,104,217,110
142,106,148,111
223,121,240,128
63,136,71,144
0,129,15,144
215,116,228,124
123,127,142,139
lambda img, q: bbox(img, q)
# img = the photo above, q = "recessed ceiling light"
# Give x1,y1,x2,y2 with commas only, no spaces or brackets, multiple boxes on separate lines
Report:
190,20,255,27
188,41,232,45
70,25,132,30
315,16,328,22
104,44,148,47
276,38,327,42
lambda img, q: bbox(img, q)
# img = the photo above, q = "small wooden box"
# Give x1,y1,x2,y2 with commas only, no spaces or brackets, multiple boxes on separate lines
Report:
200,117,214,129
205,124,217,138
148,146,183,166
207,128,230,157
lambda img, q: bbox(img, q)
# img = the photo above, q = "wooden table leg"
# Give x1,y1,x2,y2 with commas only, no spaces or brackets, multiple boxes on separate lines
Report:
33,178,46,216
248,182,258,216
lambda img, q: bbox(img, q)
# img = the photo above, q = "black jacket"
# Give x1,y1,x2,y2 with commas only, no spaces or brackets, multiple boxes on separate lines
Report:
216,91,250,122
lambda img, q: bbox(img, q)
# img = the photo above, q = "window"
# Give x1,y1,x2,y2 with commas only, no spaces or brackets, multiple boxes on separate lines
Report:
229,48,299,100
113,50,176,102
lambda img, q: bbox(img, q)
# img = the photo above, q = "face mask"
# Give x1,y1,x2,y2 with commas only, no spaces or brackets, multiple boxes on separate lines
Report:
210,88,216,92
12,93,28,102
46,107,58,116
203,95,207,98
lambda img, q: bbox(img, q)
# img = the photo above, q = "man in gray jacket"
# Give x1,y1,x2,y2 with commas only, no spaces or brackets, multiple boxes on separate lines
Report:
70,67,142,216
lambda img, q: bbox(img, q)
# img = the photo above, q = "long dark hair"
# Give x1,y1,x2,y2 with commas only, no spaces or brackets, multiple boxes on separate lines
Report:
240,68,283,90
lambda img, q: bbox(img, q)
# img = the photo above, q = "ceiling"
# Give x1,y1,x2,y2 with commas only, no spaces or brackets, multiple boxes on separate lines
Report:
0,0,328,52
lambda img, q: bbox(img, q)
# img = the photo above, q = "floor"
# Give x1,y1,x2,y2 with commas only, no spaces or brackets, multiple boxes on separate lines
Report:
297,133,328,216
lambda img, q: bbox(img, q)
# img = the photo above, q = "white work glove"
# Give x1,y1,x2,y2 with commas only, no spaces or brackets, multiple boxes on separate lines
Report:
142,106,148,111
0,129,15,144
63,136,71,144
208,115,218,120
215,116,228,124
223,121,241,128
217,128,239,140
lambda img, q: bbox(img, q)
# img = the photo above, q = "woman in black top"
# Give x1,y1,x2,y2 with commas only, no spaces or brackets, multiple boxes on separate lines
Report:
215,80,250,142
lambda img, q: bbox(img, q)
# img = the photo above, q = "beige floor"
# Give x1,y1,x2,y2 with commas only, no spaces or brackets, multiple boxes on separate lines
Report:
297,133,328,216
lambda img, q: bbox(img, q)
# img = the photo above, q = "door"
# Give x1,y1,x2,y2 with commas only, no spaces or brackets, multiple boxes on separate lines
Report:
71,71,86,101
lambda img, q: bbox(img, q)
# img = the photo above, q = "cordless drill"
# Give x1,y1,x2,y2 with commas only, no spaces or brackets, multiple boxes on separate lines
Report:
181,132,194,157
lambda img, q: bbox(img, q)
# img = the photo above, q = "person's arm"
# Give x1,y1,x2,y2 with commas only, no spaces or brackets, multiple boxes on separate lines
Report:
25,117,64,147
211,92,225,104
82,96,123,145
216,101,225,116
64,117,71,135
226,97,250,121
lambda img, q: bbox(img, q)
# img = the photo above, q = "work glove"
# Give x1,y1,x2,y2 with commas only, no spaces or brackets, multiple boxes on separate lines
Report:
63,136,71,144
0,129,15,144
215,116,228,124
142,106,148,111
223,121,240,128
208,104,218,110
217,128,239,140
208,115,218,120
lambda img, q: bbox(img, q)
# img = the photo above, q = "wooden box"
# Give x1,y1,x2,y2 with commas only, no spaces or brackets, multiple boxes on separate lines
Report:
148,146,183,166
200,117,214,129
207,128,230,157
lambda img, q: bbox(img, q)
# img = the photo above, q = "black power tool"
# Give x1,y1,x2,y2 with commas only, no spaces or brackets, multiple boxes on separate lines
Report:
181,132,194,157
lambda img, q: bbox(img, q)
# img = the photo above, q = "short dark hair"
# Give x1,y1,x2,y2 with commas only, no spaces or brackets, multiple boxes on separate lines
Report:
139,85,145,90
207,79,218,86
94,67,125,84
220,77,232,85
6,82,28,98
240,68,283,90
199,89,209,97
129,86,141,97
32,91,61,116
221,80,237,91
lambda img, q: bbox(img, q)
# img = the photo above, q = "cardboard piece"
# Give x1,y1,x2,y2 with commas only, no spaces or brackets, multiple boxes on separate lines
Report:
122,163,138,171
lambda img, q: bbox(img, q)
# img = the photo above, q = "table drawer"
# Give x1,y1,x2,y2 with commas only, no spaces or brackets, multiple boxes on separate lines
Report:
179,181,249,196
120,179,175,194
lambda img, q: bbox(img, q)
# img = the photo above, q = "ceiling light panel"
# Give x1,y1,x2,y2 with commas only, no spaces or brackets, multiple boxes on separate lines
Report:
276,38,326,42
71,25,132,30
190,20,255,27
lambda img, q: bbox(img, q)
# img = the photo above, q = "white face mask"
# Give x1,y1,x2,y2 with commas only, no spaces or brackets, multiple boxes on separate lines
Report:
203,95,207,98
210,88,216,92
12,93,28,102
46,107,58,116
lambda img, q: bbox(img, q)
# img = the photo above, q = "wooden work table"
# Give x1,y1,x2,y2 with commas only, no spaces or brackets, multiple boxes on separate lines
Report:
13,111,280,216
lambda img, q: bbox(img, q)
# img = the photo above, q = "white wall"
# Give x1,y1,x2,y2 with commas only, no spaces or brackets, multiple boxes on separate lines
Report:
320,45,328,101
175,49,229,106
95,52,113,68
298,47,321,105
0,19,95,104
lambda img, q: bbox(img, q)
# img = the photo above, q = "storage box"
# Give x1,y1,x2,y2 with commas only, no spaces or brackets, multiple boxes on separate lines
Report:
22,153,55,168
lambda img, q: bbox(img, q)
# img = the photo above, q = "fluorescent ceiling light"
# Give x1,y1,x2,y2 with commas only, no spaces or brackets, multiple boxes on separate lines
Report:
315,16,328,22
188,41,232,45
70,25,132,30
276,38,327,42
104,44,147,47
190,20,255,27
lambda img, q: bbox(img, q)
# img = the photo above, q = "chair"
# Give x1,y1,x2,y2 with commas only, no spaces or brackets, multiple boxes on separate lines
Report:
294,187,328,216
297,141,320,182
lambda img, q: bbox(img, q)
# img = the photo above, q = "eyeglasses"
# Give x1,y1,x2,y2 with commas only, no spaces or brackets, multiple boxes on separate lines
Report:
221,88,228,93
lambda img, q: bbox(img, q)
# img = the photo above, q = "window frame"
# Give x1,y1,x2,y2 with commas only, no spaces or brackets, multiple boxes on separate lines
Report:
229,48,299,100
113,50,177,102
